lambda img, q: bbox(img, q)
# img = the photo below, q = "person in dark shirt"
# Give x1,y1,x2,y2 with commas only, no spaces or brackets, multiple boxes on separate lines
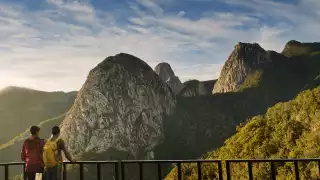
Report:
21,126,45,180
44,126,73,180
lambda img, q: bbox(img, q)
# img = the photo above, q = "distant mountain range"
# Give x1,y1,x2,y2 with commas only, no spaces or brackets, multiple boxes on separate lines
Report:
0,40,319,180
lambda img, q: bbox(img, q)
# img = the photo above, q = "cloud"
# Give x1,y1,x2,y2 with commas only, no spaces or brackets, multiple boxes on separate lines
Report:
0,0,319,91
135,0,164,16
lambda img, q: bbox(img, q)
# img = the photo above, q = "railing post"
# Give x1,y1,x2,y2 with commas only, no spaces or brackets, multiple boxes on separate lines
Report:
270,161,276,180
97,163,101,180
226,160,231,180
121,161,125,180
197,162,202,180
63,163,67,180
294,160,300,180
218,161,223,180
4,164,9,180
23,163,26,180
79,163,84,180
318,160,320,177
177,162,182,180
248,161,253,180
139,162,144,180
157,163,162,180
115,162,119,180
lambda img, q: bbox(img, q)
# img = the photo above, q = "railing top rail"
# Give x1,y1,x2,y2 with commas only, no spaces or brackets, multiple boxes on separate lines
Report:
120,159,222,163
1,158,319,166
226,158,320,162
0,162,24,166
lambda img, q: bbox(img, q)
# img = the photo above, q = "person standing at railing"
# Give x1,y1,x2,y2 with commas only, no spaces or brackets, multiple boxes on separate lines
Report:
21,126,45,180
43,126,74,180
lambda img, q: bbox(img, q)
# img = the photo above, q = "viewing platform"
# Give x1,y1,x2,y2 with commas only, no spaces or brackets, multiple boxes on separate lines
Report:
1,158,319,180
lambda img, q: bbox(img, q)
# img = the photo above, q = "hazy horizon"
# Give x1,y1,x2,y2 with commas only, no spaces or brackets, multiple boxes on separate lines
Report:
0,0,320,91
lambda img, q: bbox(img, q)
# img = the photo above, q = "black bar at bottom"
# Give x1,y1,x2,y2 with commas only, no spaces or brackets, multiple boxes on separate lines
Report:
157,163,162,180
177,162,182,180
80,163,84,180
226,161,231,180
248,162,253,180
218,161,223,180
97,163,101,180
294,161,300,180
139,162,144,180
197,162,202,180
4,164,9,180
270,162,276,180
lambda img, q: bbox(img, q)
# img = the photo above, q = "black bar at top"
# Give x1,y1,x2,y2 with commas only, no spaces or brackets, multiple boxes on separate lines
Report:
177,162,182,180
294,161,300,180
247,162,253,180
270,161,276,180
218,161,223,180
197,162,202,180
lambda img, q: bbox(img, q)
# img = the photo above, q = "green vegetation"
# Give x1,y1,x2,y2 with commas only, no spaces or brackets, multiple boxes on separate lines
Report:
166,86,320,180
0,86,76,144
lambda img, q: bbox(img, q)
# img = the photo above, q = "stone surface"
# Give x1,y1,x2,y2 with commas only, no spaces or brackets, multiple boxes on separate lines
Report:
213,43,274,93
179,80,208,97
154,63,185,94
60,53,176,159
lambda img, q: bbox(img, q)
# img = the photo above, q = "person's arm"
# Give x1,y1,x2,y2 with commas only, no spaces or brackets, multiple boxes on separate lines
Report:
59,140,74,162
21,141,26,161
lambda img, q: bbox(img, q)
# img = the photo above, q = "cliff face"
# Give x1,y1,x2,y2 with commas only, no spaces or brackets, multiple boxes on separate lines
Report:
179,80,208,97
282,40,320,57
213,43,277,93
154,63,185,94
60,53,176,159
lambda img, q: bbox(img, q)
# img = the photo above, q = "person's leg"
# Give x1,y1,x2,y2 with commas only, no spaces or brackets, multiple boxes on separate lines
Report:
25,172,36,180
45,168,53,180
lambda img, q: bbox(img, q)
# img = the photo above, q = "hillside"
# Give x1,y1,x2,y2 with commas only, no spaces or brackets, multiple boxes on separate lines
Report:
166,86,320,180
0,86,76,144
157,41,320,160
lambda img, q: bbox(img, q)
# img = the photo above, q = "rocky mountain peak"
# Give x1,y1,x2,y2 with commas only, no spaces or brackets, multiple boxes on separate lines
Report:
154,62,175,80
154,62,185,94
60,54,176,159
213,42,273,93
282,40,320,57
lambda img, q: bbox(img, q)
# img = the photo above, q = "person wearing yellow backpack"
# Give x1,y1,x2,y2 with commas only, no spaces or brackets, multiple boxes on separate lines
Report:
43,126,74,180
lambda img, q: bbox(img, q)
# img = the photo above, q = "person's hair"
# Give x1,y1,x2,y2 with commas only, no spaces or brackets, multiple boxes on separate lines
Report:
30,126,40,135
52,126,60,135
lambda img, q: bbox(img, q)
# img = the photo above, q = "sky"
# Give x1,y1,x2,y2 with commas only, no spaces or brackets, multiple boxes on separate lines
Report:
0,0,319,92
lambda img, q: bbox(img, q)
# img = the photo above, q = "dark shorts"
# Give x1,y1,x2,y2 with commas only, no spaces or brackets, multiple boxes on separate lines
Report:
44,165,62,180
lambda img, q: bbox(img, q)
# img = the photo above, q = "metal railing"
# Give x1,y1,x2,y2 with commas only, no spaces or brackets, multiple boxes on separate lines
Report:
0,158,319,180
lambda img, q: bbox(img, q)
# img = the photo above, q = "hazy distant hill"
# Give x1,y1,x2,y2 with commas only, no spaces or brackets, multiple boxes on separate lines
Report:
0,86,76,144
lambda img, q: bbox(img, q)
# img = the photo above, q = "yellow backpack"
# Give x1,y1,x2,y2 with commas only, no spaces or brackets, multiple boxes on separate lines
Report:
43,138,63,168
